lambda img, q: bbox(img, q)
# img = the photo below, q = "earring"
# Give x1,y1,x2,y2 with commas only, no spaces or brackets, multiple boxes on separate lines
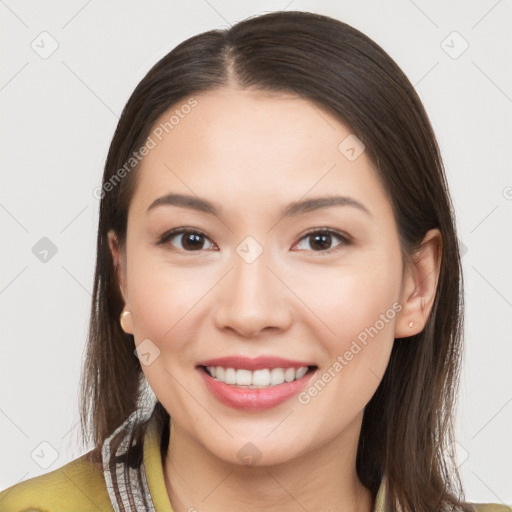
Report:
120,310,132,333
408,321,414,328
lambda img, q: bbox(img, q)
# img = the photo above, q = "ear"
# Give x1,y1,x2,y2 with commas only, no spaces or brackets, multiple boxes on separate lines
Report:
395,228,442,338
107,229,128,305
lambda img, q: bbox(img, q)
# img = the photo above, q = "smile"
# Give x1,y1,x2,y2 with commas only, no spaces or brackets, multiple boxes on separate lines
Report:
196,356,318,411
202,365,311,388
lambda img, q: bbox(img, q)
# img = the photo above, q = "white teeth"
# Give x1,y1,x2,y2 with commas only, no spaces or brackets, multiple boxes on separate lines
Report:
295,366,308,379
252,369,270,387
225,368,237,385
270,368,285,385
284,368,295,383
205,366,310,388
216,367,225,381
236,369,252,386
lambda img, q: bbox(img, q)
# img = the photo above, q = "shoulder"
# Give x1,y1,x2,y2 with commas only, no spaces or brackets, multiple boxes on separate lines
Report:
469,504,512,512
0,451,113,512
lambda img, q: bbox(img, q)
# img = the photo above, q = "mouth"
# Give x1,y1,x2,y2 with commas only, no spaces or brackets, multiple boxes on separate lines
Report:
196,356,318,411
199,365,316,388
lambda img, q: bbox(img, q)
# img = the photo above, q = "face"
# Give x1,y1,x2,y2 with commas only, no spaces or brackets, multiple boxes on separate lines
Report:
112,87,411,466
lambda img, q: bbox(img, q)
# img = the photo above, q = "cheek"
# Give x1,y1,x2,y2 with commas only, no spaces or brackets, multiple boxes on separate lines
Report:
291,261,401,427
334,273,400,351
287,257,402,407
125,259,215,414
126,256,218,354
281,256,402,349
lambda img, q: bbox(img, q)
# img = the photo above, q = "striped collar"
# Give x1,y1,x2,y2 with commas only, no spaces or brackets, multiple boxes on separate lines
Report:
102,404,386,512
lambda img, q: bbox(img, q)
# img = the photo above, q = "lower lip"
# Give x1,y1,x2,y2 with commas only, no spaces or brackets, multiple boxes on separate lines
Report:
197,367,316,411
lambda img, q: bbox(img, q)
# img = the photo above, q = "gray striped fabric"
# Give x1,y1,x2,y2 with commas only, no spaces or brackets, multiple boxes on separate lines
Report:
102,406,157,512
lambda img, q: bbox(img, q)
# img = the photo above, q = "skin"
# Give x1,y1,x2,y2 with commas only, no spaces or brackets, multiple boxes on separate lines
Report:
109,86,442,512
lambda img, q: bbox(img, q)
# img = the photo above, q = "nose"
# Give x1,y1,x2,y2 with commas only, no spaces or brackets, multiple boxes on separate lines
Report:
213,249,294,338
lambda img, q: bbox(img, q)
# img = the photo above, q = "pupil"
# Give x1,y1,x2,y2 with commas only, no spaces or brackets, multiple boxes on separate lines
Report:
311,233,330,251
183,233,203,250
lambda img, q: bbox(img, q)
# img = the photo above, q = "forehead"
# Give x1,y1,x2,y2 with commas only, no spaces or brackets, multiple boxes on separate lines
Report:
130,87,390,218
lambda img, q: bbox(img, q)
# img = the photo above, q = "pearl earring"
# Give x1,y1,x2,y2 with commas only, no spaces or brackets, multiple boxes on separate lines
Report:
408,321,414,328
120,310,132,332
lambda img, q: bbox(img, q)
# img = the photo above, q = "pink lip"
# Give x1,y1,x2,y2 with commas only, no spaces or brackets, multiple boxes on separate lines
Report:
197,365,317,411
197,356,313,371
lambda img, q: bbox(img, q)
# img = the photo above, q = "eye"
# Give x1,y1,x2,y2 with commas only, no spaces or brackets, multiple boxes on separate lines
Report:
157,228,216,252
293,229,351,253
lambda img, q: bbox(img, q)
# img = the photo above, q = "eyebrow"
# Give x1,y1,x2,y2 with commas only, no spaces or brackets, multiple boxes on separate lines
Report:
146,193,371,217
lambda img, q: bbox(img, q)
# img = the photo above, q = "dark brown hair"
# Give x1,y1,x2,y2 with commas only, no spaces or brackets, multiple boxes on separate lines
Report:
80,10,469,511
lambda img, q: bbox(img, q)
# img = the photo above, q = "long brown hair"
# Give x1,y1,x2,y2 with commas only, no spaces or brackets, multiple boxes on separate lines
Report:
80,11,469,511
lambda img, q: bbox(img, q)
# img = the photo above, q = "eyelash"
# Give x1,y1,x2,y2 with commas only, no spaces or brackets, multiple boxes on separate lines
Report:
156,227,352,255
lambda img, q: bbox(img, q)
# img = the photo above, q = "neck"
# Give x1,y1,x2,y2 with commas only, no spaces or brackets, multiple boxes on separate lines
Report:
162,414,374,512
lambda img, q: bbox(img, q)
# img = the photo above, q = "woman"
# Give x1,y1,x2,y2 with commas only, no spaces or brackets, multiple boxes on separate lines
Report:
0,10,508,512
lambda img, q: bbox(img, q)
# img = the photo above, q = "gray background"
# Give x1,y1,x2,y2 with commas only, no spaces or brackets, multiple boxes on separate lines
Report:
1,0,511,505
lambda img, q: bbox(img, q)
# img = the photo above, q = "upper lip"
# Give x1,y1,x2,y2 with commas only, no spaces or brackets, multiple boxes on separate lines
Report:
197,356,315,371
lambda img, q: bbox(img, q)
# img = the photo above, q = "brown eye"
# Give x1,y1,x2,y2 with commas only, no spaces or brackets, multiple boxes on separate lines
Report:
158,229,216,251
294,229,351,253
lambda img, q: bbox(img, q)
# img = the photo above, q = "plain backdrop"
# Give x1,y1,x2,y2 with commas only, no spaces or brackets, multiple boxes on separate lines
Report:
1,0,511,505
